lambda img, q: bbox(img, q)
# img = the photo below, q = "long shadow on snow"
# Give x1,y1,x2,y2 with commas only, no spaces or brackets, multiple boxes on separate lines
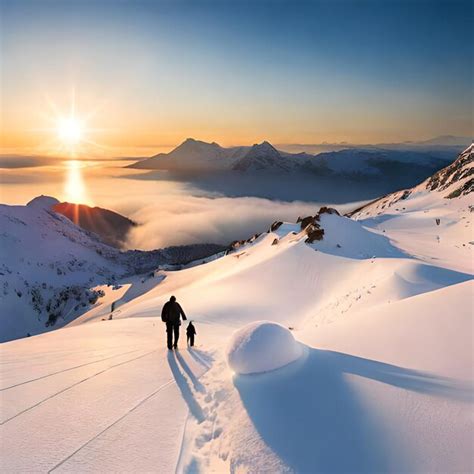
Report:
167,351,205,423
174,350,206,393
234,347,472,473
187,348,214,369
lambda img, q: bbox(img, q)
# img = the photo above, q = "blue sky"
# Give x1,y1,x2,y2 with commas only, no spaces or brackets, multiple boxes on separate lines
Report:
1,0,472,148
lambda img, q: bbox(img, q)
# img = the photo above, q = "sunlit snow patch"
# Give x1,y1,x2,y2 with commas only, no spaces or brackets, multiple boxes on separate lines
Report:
227,321,303,375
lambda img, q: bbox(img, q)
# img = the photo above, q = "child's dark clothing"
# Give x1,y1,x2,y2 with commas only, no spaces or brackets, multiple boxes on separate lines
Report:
186,322,196,347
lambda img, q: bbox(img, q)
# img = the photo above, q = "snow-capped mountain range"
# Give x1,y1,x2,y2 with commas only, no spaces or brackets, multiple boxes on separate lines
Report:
127,137,459,178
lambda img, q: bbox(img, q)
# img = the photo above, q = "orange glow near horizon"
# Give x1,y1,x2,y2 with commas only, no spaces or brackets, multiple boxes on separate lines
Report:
63,160,91,204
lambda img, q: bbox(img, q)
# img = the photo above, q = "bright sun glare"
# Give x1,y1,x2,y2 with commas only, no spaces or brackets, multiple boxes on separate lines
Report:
57,117,83,145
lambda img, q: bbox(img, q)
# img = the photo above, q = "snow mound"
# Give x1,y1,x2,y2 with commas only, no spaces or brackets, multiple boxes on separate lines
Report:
227,321,303,375
26,195,60,210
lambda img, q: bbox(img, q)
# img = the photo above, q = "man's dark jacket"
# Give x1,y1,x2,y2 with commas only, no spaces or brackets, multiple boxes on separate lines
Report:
161,301,187,324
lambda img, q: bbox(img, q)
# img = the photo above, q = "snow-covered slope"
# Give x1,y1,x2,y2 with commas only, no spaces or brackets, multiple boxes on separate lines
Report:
0,199,126,341
1,158,472,472
350,144,473,218
349,145,473,273
0,198,224,342
0,319,209,473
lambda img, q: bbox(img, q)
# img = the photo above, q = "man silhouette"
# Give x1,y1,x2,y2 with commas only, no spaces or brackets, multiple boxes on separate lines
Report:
161,296,187,350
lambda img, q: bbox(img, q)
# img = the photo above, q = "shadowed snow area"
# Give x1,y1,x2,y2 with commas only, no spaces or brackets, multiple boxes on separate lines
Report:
234,347,471,473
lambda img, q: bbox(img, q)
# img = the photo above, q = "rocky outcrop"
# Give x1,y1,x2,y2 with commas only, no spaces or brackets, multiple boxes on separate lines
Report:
318,206,340,216
270,221,283,232
299,216,315,230
305,225,324,243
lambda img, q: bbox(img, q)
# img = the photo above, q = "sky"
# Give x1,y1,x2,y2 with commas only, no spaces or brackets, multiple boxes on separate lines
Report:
1,0,472,154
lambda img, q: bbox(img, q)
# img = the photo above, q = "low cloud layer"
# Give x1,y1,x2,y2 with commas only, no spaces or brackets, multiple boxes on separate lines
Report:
0,155,57,169
125,194,361,250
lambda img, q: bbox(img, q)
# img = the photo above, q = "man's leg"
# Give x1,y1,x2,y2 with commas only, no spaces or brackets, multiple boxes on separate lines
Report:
166,323,173,349
190,334,194,347
173,324,180,348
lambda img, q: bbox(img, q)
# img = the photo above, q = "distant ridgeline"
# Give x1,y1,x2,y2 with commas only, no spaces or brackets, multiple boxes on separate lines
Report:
349,144,473,219
126,137,467,182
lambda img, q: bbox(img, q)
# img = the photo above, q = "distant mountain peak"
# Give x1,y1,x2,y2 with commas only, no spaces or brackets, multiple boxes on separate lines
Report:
180,137,220,147
173,138,223,154
252,140,277,149
246,141,281,157
232,140,288,172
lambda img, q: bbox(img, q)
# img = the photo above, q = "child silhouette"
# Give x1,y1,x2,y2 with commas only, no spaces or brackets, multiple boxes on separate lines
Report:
186,321,196,347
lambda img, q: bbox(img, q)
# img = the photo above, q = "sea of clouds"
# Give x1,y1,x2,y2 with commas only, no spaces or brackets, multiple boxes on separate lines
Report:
123,194,362,250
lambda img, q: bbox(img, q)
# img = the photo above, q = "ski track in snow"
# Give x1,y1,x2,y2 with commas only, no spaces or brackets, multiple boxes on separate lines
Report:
0,323,210,473
0,347,142,391
49,377,176,473
1,349,156,424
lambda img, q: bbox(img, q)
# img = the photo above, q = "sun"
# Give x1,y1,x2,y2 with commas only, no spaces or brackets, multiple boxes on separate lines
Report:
57,117,83,145
37,89,104,155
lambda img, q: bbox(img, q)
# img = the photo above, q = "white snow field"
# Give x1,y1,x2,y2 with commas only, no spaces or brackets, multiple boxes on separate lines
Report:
1,147,473,472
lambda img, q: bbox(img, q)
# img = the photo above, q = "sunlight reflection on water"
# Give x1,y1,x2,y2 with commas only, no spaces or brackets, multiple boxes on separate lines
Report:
64,160,90,204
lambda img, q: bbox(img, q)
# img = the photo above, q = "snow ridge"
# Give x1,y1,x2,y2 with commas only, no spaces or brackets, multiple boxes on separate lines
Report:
349,144,473,219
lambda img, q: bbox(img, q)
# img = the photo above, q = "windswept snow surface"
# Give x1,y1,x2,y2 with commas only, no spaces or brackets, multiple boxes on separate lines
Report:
1,168,473,471
0,319,209,473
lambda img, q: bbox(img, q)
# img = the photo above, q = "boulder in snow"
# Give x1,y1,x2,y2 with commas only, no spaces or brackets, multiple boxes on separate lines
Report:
305,226,325,243
227,321,303,375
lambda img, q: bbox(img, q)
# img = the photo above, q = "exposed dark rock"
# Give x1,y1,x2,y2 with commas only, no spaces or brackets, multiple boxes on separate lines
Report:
426,145,473,195
299,216,315,229
446,178,474,199
305,226,325,243
270,221,283,232
318,206,340,216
